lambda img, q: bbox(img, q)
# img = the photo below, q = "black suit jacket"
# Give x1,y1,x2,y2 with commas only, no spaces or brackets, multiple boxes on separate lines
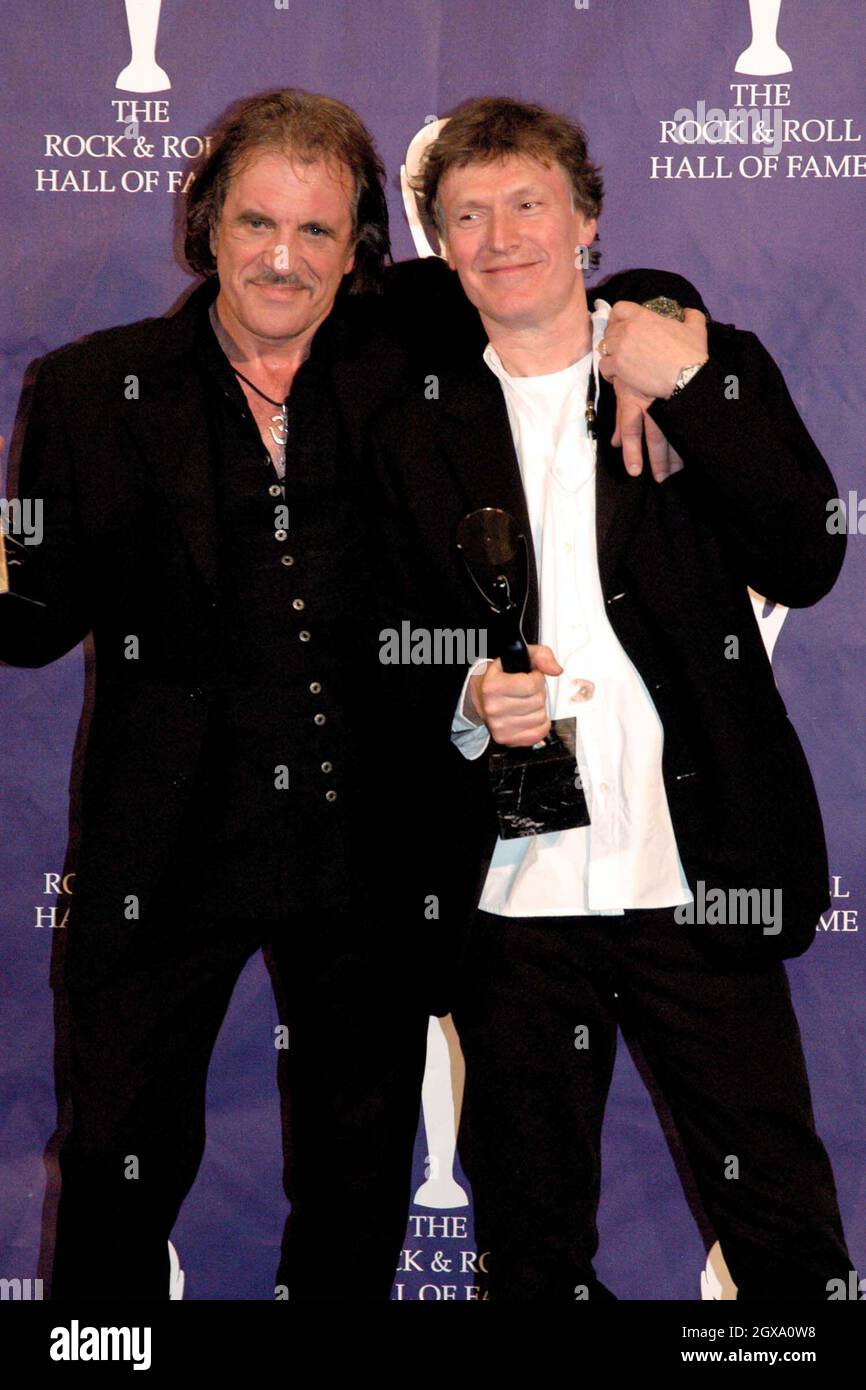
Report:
0,276,404,975
366,276,846,995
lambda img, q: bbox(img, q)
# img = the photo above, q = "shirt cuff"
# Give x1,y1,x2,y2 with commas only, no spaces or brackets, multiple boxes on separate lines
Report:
450,658,492,761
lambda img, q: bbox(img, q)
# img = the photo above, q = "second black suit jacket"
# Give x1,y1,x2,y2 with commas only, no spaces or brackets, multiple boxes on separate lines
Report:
366,272,845,996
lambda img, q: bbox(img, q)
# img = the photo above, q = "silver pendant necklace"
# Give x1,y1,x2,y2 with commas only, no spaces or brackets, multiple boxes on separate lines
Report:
231,365,288,479
207,303,288,479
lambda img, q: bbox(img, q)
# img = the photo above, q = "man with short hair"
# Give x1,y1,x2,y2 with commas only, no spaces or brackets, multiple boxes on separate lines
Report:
369,96,853,1301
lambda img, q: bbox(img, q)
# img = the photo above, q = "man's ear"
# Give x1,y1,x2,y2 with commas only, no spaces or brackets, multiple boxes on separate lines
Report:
579,215,598,252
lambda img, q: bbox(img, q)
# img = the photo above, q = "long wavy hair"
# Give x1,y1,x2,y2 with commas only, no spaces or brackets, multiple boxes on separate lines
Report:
184,89,390,294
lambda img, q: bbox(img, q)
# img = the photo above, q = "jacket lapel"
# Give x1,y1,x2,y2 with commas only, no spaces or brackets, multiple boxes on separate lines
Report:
119,282,221,597
128,377,220,596
432,358,541,642
593,370,648,596
431,349,650,638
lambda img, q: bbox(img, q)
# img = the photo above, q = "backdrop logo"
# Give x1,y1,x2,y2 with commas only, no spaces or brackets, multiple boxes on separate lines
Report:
651,1,862,183
400,117,449,259
736,0,792,76
116,0,171,93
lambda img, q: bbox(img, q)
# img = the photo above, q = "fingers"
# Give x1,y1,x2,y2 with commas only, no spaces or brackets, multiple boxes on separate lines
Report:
608,380,685,483
615,394,646,477
644,414,671,481
476,644,562,747
599,301,708,400
606,300,640,325
529,643,563,676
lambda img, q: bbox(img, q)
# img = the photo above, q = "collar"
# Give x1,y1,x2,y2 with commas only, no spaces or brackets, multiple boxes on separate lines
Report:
482,297,611,398
186,276,350,395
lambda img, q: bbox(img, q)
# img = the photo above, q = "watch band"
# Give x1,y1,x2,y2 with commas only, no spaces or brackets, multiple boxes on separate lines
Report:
671,361,708,396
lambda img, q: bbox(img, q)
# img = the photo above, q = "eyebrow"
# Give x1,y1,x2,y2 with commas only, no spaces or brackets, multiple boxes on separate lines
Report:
235,209,339,235
452,184,548,209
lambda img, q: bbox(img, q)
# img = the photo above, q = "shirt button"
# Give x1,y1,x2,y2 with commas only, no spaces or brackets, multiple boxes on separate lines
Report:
268,484,282,497
314,713,326,726
275,529,288,541
321,761,333,773
309,681,322,694
281,555,294,567
325,790,338,802
299,630,311,642
292,599,305,611
598,781,610,793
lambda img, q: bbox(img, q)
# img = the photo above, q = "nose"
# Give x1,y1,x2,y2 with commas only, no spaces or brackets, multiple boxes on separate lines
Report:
484,207,520,257
263,231,297,276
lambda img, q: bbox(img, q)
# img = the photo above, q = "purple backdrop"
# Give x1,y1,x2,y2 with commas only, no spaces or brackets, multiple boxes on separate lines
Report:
0,0,863,1301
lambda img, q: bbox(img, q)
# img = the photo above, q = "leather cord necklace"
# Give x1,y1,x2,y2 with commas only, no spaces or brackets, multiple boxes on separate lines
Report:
208,302,288,478
231,365,289,469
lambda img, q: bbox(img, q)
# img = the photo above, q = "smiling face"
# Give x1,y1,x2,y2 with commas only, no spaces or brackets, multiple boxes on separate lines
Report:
438,154,597,336
209,148,357,350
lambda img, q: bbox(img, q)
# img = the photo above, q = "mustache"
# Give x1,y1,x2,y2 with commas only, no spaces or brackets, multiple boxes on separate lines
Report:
253,270,312,289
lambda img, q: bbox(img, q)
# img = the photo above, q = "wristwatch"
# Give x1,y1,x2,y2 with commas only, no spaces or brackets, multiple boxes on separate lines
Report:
671,361,708,396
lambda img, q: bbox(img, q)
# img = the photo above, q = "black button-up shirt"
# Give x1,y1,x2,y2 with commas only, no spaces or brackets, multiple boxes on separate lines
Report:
160,283,376,918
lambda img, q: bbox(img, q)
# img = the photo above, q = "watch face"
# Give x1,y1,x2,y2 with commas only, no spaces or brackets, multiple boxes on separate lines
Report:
642,295,686,322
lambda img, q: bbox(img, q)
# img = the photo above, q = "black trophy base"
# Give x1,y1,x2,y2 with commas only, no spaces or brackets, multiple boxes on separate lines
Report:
488,717,591,840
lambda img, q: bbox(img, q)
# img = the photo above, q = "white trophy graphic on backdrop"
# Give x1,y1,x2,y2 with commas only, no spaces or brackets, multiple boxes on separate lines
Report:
116,0,171,92
701,1242,737,1300
749,589,789,665
735,0,792,75
400,118,449,259
414,1016,468,1208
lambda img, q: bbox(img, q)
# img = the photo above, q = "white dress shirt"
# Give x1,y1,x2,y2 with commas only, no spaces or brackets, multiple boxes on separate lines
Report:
450,299,694,918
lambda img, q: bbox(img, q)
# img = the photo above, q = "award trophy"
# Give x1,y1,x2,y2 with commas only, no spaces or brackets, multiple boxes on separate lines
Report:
0,525,45,609
735,0,792,76
456,507,590,839
0,520,9,597
116,0,171,93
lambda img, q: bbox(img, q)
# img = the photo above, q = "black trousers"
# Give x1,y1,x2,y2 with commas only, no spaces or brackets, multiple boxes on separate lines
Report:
51,900,428,1301
452,906,852,1301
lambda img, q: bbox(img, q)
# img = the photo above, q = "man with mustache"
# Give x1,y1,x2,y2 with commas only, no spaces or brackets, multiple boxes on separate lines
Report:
368,96,853,1301
1,86,705,1301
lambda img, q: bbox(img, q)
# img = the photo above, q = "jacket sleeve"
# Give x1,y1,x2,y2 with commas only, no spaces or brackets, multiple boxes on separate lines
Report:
0,355,93,667
363,398,494,756
593,267,710,318
381,260,712,360
648,323,845,608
